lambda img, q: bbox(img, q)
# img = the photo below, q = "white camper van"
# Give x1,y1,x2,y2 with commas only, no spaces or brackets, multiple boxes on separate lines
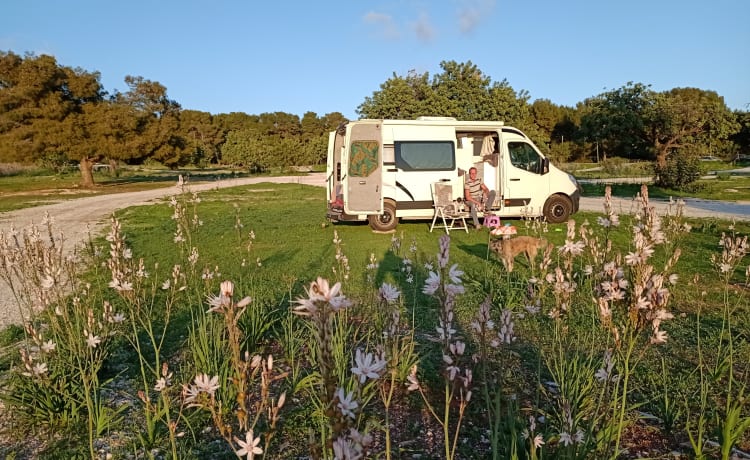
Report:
326,117,581,231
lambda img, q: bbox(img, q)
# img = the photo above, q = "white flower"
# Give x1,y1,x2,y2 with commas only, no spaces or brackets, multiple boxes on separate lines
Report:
350,349,386,384
379,283,400,303
651,329,668,344
154,378,168,392
85,331,101,348
41,340,56,353
332,437,360,460
559,431,572,446
293,297,318,317
533,434,545,448
559,240,585,256
194,374,220,396
448,264,464,283
446,365,460,381
183,384,200,405
111,312,126,323
32,362,48,376
422,271,440,295
335,388,358,419
234,429,263,460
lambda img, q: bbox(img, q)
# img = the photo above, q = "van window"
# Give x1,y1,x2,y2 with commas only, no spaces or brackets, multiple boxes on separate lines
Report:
349,140,379,177
508,142,542,174
395,141,455,171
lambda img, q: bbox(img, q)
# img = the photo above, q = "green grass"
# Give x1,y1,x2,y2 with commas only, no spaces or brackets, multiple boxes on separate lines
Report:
581,175,750,201
0,165,307,213
2,181,749,458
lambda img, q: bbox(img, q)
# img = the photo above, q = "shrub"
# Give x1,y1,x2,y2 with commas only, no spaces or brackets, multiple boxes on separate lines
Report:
654,151,701,190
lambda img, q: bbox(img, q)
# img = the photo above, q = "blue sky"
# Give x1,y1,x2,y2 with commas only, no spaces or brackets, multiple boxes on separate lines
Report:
2,0,748,120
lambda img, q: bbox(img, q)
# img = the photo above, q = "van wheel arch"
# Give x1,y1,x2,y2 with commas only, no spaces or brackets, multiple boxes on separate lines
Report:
543,194,573,224
368,199,398,232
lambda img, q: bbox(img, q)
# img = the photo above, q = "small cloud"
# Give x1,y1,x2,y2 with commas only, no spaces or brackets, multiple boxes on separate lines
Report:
457,0,496,35
363,11,401,40
412,12,436,43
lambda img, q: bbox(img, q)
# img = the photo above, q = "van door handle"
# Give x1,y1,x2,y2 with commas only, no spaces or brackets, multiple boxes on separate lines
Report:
510,178,520,181
359,181,366,184
440,178,451,182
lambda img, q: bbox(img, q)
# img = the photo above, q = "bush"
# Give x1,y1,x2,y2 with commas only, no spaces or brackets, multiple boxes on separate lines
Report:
653,151,701,190
600,157,628,175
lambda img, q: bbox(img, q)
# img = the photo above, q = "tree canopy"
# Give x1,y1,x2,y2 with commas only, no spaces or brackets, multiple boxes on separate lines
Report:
1,51,748,188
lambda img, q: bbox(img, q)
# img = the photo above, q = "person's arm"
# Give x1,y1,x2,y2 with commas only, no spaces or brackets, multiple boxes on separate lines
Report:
481,182,489,197
464,185,475,204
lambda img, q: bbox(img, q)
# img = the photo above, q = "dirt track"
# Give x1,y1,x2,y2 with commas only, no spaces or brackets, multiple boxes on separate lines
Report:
1,172,748,328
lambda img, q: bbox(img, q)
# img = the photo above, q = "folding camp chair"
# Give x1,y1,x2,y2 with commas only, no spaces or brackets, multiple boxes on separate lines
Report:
429,182,469,234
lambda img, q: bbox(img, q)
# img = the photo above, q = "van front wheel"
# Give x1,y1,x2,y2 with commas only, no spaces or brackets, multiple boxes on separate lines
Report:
543,194,572,224
368,200,398,232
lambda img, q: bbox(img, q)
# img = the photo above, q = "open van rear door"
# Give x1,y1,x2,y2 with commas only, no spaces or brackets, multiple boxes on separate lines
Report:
344,122,383,214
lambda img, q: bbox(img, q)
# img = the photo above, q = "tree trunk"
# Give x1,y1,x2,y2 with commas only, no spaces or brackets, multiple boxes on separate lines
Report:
79,157,96,187
655,145,669,168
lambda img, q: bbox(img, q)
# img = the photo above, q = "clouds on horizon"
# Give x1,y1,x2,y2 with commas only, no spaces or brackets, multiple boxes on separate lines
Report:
364,0,495,43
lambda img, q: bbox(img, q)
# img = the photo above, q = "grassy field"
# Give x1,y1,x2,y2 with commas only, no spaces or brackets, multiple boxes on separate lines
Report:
2,161,750,214
0,181,748,459
581,175,750,202
0,165,267,213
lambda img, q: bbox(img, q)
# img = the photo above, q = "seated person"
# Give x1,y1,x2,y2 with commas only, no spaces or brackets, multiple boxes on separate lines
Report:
330,183,344,210
464,166,496,229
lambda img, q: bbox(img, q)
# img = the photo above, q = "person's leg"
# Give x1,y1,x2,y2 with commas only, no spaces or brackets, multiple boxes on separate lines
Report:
486,190,496,211
469,202,480,227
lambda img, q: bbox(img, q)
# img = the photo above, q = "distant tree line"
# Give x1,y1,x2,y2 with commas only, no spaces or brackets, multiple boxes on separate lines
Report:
2,52,749,188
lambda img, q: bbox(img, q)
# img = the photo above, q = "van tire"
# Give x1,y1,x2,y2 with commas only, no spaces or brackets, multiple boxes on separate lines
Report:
543,194,572,224
368,200,398,232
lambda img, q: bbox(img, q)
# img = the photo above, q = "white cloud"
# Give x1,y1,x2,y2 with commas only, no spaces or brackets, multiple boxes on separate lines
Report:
412,12,436,43
363,11,401,40
457,0,496,35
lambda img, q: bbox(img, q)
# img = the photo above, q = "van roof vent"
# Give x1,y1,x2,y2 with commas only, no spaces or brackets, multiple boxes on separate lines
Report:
416,116,457,121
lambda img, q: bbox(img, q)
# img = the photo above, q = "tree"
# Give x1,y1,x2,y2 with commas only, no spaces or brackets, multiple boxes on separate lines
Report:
647,88,738,167
578,82,654,161
357,61,530,124
357,69,437,119
730,110,750,157
0,52,103,167
221,130,271,172
431,60,495,119
179,110,224,166
114,76,188,168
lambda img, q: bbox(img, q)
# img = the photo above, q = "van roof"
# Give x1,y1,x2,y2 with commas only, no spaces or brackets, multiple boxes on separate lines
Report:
354,118,507,129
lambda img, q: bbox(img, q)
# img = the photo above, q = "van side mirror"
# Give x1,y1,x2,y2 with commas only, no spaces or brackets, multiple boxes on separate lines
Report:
541,158,549,175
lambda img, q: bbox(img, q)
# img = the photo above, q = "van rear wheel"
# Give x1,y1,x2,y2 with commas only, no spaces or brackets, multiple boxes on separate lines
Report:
368,200,398,232
543,194,572,224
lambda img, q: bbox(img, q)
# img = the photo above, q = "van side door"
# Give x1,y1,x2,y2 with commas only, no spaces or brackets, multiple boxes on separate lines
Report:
344,122,383,214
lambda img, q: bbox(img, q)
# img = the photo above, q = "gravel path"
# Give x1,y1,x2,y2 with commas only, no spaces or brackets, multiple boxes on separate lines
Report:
1,172,748,328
